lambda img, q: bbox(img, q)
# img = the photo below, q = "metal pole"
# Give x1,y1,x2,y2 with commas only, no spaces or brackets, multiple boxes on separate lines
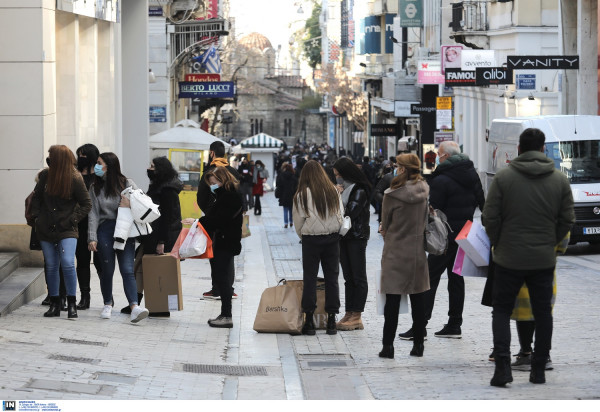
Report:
367,92,372,158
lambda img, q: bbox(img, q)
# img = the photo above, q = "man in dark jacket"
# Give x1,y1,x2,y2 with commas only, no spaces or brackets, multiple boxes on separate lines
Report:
197,141,241,300
399,141,485,341
483,128,574,387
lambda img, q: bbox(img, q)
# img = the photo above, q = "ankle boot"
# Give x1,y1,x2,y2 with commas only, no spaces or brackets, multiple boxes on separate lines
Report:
43,296,61,317
336,312,352,328
67,296,78,319
326,313,337,335
490,355,513,387
60,296,67,311
41,294,51,306
410,342,424,357
529,354,546,384
302,312,316,335
76,292,90,310
379,344,394,359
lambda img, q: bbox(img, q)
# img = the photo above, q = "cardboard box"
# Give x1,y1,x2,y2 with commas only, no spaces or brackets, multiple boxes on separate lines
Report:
142,254,183,312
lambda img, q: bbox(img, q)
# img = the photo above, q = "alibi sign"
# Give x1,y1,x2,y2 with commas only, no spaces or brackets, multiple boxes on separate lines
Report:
475,67,513,85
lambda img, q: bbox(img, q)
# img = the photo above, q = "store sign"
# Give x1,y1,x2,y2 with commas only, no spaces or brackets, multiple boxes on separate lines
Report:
178,81,235,98
406,118,420,126
516,74,536,90
371,124,398,136
461,50,496,71
394,101,420,117
149,106,166,123
185,73,221,82
399,0,423,27
475,67,513,85
436,97,452,110
363,16,381,54
417,61,445,84
441,45,463,74
384,14,395,54
411,104,436,115
445,68,477,87
148,6,163,16
434,132,454,148
506,55,579,70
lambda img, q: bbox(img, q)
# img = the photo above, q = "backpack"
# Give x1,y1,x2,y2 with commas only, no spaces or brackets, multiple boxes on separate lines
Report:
424,203,452,255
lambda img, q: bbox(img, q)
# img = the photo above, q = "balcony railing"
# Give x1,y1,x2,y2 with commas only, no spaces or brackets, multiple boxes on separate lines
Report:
168,19,228,68
449,1,488,33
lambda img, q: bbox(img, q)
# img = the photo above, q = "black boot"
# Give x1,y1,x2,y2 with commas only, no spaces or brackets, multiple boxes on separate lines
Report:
379,344,394,359
326,313,337,335
121,293,143,314
529,354,546,384
490,355,513,387
410,330,425,357
41,294,51,306
43,296,61,317
67,296,78,319
60,296,67,311
76,292,90,310
302,312,316,335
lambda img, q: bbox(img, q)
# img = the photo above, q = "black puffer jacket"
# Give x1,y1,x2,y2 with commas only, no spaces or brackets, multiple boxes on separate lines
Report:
429,154,485,241
143,177,183,253
276,171,298,208
199,186,243,256
342,184,371,240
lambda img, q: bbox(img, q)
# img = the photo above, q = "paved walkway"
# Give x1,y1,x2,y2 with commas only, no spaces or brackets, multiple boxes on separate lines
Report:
0,192,599,401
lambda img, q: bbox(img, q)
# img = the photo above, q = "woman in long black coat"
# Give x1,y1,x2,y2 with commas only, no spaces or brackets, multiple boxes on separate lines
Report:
275,162,298,228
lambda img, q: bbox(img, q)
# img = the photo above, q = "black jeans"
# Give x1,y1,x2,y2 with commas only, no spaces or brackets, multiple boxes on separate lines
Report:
339,238,368,312
75,234,101,295
254,195,262,214
301,234,340,314
212,248,235,317
516,320,536,353
383,292,426,345
492,264,554,360
422,241,464,327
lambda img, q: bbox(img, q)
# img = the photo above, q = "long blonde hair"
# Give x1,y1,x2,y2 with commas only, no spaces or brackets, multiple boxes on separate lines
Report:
390,153,424,189
294,160,340,219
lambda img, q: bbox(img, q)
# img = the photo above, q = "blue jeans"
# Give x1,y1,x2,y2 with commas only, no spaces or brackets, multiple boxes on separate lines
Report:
40,238,78,296
96,220,138,306
283,206,292,225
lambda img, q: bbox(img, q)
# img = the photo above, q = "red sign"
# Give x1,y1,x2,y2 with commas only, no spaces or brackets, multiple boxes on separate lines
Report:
185,73,221,82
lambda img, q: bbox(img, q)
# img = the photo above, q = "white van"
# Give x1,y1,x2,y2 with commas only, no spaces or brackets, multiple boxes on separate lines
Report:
487,115,600,245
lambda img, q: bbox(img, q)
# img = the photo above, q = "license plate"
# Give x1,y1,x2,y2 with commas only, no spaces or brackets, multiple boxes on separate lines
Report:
583,227,600,234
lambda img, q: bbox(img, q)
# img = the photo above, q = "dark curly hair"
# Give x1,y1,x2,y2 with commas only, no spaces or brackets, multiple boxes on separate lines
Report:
150,156,178,186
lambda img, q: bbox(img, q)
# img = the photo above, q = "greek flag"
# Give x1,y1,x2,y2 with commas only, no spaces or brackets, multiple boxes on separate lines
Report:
198,46,222,74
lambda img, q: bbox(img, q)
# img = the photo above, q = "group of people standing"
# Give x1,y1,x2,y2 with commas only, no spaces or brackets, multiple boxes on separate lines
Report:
29,144,184,324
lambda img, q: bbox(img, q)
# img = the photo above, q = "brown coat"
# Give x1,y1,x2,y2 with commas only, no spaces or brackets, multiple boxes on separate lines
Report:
380,179,430,295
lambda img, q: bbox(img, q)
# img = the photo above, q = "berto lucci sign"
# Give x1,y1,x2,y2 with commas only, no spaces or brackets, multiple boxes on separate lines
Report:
178,81,235,98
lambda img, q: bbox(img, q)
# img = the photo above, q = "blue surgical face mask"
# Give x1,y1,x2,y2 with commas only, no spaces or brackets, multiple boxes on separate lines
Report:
393,168,398,177
435,156,440,166
94,164,105,177
210,183,220,193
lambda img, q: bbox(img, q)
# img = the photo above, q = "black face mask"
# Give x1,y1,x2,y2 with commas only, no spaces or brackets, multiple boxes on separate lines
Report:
46,157,50,167
147,169,155,180
77,157,89,171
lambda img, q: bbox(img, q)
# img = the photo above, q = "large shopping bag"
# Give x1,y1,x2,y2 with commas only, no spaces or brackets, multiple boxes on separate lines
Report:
242,214,251,238
142,254,183,312
375,270,409,315
453,246,487,277
253,279,303,334
179,219,208,258
455,220,490,266
170,222,213,259
286,278,328,329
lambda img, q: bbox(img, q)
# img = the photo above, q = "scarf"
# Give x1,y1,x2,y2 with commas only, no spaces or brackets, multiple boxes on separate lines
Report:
211,157,229,168
341,181,355,208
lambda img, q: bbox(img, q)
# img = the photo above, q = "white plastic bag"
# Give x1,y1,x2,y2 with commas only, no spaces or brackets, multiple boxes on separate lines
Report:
179,219,208,258
375,270,409,315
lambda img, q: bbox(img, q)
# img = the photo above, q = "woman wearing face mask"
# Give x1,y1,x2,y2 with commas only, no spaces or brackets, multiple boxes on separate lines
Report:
332,157,372,331
193,167,243,328
121,157,183,317
251,160,269,215
378,154,430,359
74,143,102,310
88,153,149,323
30,145,92,319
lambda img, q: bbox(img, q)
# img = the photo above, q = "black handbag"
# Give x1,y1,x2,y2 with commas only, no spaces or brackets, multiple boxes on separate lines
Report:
29,227,41,251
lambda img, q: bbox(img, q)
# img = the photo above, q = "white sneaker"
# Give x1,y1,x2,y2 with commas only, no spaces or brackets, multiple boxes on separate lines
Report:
130,306,149,323
100,305,112,319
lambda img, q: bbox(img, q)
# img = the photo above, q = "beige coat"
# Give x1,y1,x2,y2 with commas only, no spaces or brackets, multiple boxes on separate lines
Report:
293,188,344,237
380,180,430,295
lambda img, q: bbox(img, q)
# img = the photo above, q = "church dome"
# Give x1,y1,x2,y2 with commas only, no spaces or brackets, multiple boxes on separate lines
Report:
239,32,273,51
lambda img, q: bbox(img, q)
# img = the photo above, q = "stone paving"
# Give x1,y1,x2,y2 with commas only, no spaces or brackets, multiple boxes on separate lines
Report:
0,192,599,401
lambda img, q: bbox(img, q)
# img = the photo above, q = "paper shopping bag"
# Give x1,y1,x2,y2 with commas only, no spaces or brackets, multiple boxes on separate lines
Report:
453,246,487,277
253,280,303,334
455,220,490,266
242,214,251,238
285,278,328,329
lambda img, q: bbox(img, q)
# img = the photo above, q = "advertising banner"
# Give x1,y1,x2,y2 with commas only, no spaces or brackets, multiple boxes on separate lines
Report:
364,16,381,54
185,73,221,82
506,55,579,70
371,124,398,136
385,14,395,54
399,0,423,27
461,50,496,71
475,67,513,85
149,106,167,123
436,97,452,110
417,61,445,84
441,45,463,74
436,110,452,130
394,101,420,117
445,68,477,87
178,81,235,98
434,132,454,148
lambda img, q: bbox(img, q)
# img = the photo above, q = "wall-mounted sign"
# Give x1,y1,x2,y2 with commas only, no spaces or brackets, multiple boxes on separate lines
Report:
475,67,513,85
411,104,436,115
516,74,536,90
384,14,395,54
178,81,235,99
371,124,399,136
436,97,452,110
441,45,463,74
445,68,477,87
394,101,420,117
185,73,221,82
461,50,496,71
399,0,423,27
506,55,579,70
149,106,167,123
417,61,445,84
434,132,454,148
436,110,452,130
406,118,420,126
363,15,381,54
148,6,163,16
